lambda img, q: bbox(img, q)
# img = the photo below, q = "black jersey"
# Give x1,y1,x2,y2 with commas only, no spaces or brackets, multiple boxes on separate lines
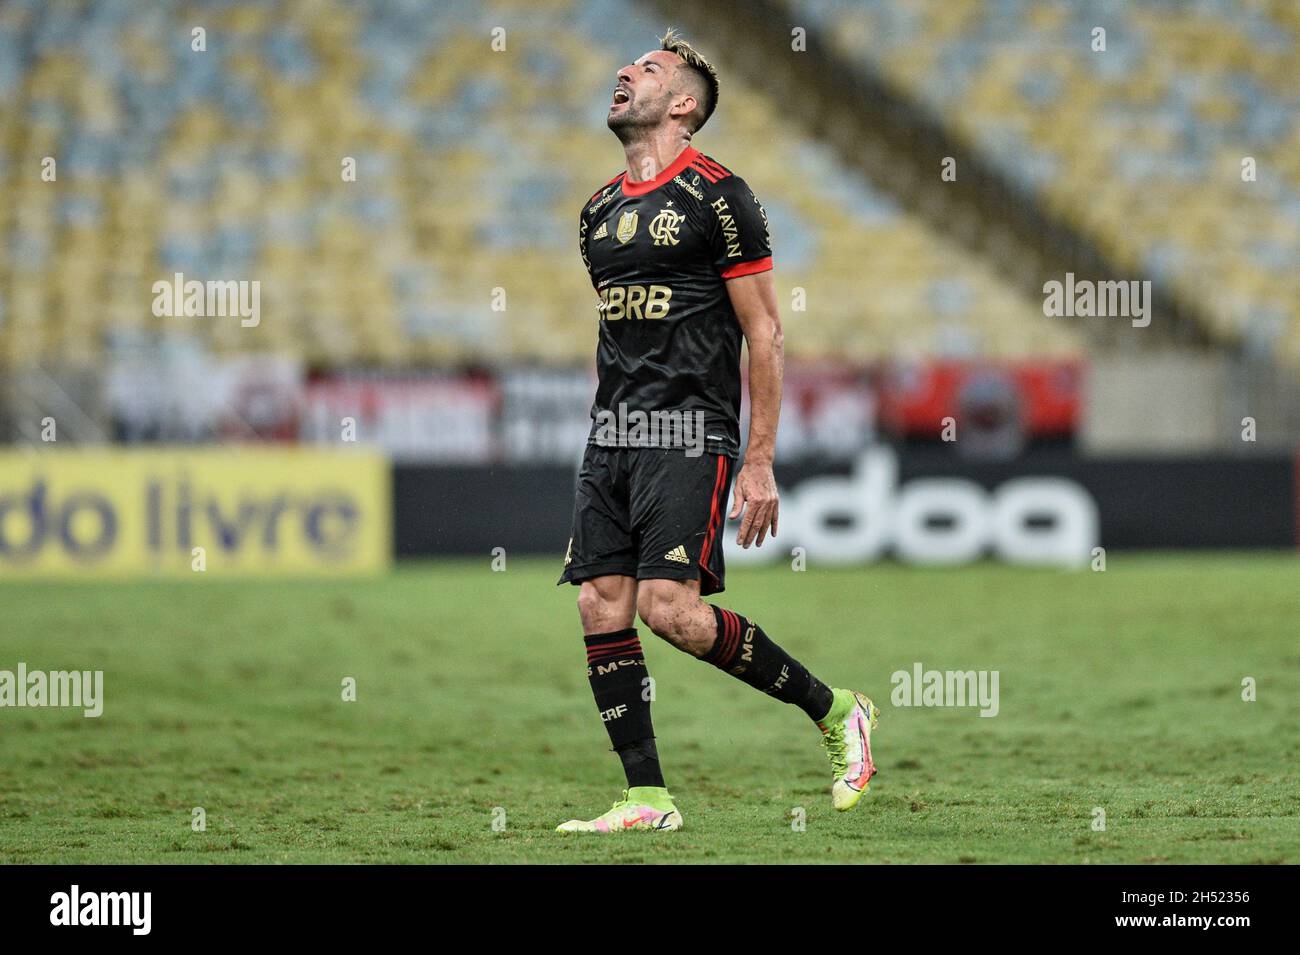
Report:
579,147,772,458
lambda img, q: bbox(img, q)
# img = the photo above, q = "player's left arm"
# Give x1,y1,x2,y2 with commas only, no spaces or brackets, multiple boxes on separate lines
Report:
727,269,783,549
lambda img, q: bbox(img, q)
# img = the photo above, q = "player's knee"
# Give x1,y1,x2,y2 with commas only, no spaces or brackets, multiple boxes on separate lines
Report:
576,588,611,631
636,585,698,653
577,580,631,633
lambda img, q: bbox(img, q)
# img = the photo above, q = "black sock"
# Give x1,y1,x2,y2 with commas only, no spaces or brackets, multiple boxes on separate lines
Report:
584,629,665,788
703,607,834,722
614,738,664,789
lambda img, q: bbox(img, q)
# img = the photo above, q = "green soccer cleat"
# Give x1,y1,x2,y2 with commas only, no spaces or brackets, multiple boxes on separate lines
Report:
555,787,683,833
817,689,880,811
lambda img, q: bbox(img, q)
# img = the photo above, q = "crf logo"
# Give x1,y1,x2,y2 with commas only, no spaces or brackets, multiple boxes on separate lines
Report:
649,208,684,246
769,665,789,693
600,704,628,722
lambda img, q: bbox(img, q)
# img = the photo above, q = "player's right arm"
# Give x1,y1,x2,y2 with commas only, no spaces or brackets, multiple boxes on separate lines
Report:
705,168,780,549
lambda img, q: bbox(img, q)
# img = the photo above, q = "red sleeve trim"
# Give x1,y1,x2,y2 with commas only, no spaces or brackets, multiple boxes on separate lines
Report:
720,256,773,279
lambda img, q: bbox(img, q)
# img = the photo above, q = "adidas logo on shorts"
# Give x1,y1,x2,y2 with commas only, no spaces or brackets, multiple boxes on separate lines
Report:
664,545,691,565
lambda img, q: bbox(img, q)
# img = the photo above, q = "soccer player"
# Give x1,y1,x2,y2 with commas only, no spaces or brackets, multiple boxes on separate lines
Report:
556,30,878,833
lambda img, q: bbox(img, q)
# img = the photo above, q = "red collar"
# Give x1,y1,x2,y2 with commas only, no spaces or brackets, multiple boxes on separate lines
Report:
621,146,699,196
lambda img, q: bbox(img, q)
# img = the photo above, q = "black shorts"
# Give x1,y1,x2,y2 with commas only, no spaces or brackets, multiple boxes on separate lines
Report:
558,445,734,596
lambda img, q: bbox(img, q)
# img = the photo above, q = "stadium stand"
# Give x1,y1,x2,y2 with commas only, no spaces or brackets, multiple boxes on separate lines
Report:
0,0,1083,370
783,0,1300,363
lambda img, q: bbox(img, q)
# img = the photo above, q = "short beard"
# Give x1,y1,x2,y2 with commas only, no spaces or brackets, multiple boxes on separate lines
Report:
607,93,671,144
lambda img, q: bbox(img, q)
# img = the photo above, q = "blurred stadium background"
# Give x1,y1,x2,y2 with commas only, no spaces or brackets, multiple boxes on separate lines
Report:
1,0,1297,574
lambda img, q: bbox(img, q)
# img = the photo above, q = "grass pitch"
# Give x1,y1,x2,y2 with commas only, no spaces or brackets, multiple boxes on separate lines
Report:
0,555,1297,864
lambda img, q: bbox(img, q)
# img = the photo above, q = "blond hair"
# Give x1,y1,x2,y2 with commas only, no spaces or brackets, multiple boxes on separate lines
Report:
659,28,719,132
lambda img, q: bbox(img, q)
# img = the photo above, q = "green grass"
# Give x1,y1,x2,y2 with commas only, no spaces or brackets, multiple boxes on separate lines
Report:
0,555,1297,864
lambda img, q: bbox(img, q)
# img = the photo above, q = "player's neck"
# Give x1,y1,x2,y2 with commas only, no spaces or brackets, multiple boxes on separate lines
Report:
621,133,692,185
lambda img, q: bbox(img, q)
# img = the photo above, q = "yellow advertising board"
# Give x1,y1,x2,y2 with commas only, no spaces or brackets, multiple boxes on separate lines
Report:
0,448,391,577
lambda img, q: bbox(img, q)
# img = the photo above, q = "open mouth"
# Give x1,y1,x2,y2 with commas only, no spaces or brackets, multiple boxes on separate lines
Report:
611,88,630,106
